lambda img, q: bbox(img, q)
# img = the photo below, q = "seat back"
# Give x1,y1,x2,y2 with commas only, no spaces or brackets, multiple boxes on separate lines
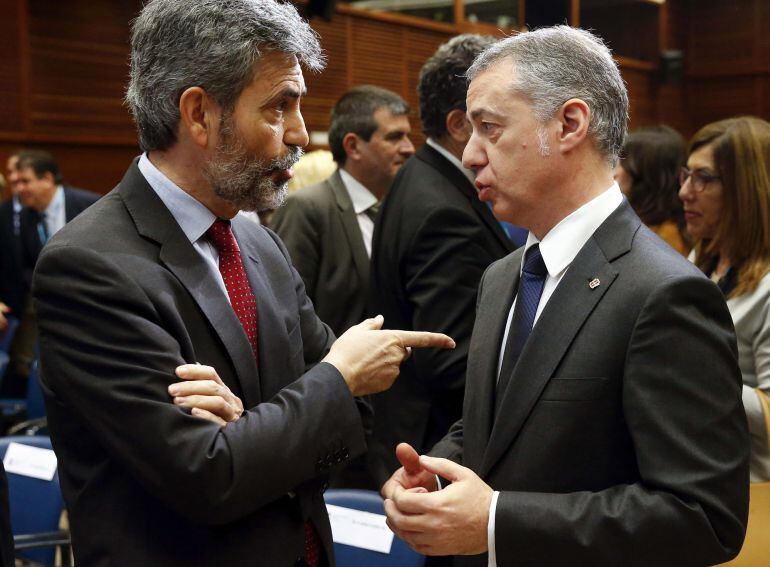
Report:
324,489,424,567
0,435,64,566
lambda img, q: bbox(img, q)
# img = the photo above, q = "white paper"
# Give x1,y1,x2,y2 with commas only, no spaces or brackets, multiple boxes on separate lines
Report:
3,442,57,481
326,503,395,554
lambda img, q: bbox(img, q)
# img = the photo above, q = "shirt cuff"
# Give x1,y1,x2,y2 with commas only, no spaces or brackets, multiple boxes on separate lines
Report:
487,491,500,567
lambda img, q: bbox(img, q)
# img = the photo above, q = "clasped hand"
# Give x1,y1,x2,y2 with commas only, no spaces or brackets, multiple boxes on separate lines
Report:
168,363,244,427
383,443,493,557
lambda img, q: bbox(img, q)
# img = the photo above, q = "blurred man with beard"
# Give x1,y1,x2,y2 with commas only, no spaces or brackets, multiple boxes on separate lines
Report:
31,1,454,565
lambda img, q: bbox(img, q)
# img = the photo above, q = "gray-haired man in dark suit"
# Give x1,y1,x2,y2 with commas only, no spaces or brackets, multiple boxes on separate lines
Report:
384,26,748,567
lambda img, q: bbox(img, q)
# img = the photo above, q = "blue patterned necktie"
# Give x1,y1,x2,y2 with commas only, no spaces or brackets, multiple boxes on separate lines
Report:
37,212,50,245
495,244,548,414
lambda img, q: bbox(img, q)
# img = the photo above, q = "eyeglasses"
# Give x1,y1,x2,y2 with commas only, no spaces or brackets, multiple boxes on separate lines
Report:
679,167,721,192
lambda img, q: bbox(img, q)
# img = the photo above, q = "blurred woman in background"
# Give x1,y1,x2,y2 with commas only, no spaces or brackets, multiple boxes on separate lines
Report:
679,116,770,482
615,125,690,255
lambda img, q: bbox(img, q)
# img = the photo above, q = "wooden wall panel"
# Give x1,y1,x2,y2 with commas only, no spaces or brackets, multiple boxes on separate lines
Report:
687,0,756,77
27,0,140,141
304,15,351,134
685,77,759,133
0,0,25,133
350,20,407,94
621,66,656,130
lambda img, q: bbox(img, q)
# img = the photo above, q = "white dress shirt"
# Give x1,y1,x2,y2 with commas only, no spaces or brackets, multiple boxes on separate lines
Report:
43,185,66,238
338,168,378,257
486,183,623,566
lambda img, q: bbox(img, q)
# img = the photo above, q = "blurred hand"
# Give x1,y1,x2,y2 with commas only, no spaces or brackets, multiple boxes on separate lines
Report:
381,443,438,500
384,455,493,556
0,302,10,332
169,363,244,427
323,315,455,397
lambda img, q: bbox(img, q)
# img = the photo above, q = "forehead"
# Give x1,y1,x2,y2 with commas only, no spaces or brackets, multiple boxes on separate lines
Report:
688,144,715,168
241,51,305,102
467,60,526,115
6,156,18,169
372,107,409,131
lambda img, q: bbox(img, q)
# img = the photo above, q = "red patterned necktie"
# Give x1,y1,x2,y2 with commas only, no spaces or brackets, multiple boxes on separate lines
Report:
206,219,321,566
206,220,258,358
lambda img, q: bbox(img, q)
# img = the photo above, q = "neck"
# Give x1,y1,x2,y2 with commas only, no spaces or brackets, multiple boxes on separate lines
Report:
36,187,57,212
433,135,465,162
148,148,238,219
530,154,615,240
341,164,384,201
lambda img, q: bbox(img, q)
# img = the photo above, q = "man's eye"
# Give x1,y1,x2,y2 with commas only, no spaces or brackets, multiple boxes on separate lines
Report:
481,122,496,133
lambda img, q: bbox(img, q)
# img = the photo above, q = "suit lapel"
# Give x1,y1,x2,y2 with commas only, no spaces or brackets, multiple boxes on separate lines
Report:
63,188,76,223
479,202,639,477
463,251,521,473
232,220,289,402
118,162,261,406
418,145,515,253
330,170,370,290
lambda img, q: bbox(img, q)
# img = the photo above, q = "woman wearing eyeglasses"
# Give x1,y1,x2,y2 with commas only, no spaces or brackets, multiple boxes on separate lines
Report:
614,125,690,255
679,115,770,482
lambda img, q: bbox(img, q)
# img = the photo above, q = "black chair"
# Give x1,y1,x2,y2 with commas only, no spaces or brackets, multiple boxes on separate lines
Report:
0,435,69,566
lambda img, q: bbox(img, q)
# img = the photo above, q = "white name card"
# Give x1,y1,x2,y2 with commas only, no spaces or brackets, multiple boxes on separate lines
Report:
326,504,395,554
3,442,58,481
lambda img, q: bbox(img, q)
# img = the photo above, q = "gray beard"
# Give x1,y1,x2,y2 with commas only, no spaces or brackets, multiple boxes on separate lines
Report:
203,118,303,213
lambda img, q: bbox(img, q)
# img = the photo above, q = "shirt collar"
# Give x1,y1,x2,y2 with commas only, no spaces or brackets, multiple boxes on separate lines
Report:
426,138,475,184
338,168,378,214
138,153,217,244
523,183,624,277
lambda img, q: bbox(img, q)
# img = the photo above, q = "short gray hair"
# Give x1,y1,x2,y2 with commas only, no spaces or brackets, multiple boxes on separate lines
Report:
467,26,628,165
126,0,324,152
328,86,410,166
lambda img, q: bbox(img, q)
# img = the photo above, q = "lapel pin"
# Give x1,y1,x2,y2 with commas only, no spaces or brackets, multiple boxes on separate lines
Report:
588,278,601,289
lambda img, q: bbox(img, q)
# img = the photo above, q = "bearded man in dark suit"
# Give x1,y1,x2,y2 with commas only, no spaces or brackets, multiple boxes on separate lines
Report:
384,26,749,567
32,1,453,565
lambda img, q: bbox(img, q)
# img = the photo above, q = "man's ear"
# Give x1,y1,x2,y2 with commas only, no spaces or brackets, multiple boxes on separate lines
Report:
557,98,590,153
342,132,362,162
445,108,471,144
179,87,219,149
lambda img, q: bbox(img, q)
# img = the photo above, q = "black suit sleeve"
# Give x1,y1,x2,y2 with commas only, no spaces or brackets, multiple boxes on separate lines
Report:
33,242,365,526
493,275,749,566
404,206,502,394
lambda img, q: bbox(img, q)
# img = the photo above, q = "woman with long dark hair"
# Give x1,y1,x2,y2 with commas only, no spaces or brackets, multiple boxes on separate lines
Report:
680,116,770,481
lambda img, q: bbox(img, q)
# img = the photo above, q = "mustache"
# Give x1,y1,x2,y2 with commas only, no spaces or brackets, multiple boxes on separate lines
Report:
266,146,304,172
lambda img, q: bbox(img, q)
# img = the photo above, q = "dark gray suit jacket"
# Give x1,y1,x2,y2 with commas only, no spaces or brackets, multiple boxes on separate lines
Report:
33,162,365,566
272,170,370,338
431,201,749,566
368,144,514,486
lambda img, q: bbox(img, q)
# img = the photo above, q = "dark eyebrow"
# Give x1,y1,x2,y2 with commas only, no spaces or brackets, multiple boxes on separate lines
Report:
282,86,306,99
469,108,503,122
